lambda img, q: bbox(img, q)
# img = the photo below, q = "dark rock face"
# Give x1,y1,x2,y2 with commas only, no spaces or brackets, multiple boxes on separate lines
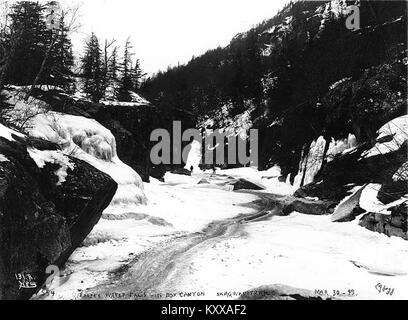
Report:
0,133,117,300
229,178,265,191
359,203,407,240
150,164,166,182
378,181,408,204
94,113,155,183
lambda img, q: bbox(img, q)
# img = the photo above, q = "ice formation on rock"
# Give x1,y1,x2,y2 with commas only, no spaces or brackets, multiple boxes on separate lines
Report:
28,112,147,206
294,133,358,187
184,139,202,172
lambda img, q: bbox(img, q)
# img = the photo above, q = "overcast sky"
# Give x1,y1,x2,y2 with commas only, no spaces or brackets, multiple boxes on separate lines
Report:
64,0,291,76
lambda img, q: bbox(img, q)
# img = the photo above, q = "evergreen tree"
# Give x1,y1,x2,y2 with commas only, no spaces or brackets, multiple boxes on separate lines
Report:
43,17,74,89
132,58,144,90
117,37,134,101
6,1,47,85
106,46,119,99
0,1,74,90
81,32,104,102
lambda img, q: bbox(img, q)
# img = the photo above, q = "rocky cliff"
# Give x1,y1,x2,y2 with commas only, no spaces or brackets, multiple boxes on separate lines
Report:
0,125,117,299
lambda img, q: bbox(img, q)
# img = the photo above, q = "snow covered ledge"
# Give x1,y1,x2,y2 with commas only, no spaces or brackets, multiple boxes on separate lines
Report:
26,112,147,207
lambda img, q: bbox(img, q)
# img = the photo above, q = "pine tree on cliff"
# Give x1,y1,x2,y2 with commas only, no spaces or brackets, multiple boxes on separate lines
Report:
132,58,145,90
117,37,134,102
106,45,119,99
42,17,74,90
81,33,104,102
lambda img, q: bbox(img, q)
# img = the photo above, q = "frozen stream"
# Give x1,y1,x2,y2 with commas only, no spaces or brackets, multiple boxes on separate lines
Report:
34,171,408,300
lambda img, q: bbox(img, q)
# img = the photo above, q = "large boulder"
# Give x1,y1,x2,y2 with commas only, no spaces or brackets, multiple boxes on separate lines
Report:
228,178,266,191
256,193,335,217
359,203,407,240
0,127,117,300
281,197,335,216
331,185,367,222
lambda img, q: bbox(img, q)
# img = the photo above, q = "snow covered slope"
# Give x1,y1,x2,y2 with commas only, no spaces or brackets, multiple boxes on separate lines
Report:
27,112,147,206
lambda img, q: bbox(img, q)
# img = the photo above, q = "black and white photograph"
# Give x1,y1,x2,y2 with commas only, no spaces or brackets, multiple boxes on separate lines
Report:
0,0,407,306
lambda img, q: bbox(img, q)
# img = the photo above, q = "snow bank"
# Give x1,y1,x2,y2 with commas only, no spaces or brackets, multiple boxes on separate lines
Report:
359,184,407,215
0,123,24,141
164,172,200,186
167,212,408,300
363,115,408,158
27,112,147,206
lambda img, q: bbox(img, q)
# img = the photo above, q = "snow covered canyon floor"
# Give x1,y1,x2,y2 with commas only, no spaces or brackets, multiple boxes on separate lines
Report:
34,169,408,301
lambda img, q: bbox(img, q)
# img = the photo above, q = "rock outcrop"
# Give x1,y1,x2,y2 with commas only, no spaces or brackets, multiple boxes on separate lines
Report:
228,178,266,191
0,126,117,300
359,203,407,240
295,116,407,239
295,142,407,203
330,185,367,222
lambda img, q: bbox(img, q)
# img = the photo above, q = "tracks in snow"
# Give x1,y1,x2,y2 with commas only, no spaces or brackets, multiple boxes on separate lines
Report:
80,192,280,299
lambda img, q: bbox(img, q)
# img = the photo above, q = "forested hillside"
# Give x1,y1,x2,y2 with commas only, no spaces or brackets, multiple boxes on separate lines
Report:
142,0,407,178
0,1,145,102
